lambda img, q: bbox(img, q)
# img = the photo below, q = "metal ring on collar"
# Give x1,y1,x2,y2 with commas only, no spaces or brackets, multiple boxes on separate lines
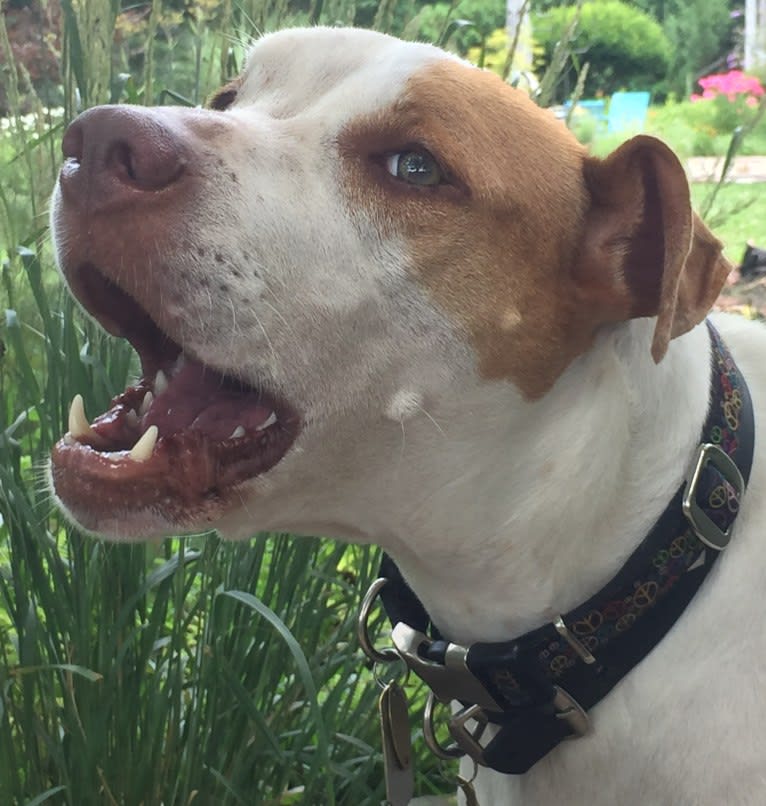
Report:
423,691,465,760
357,577,400,663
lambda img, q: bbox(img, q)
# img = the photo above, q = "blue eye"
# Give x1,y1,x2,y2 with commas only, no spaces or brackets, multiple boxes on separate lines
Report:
386,150,443,186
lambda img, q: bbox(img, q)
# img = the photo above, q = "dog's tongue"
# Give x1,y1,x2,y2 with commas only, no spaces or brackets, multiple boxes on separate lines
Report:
143,361,273,441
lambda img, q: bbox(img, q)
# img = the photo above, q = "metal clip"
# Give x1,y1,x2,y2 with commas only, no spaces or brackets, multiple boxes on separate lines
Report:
682,443,744,551
423,693,493,767
424,686,589,769
379,681,414,805
448,703,492,763
391,622,501,711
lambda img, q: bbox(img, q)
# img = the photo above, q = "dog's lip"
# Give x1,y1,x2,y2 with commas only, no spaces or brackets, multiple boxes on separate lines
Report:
50,263,301,535
50,364,301,534
50,411,298,532
67,262,182,377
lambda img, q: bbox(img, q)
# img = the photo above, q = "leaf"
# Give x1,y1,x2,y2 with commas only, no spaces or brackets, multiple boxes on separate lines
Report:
219,589,336,806
24,786,68,806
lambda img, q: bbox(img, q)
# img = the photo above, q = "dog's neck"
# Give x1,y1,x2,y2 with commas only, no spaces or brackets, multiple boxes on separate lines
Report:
359,319,712,646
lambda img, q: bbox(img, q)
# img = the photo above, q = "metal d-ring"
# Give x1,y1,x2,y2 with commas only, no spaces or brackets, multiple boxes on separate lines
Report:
423,691,465,760
357,577,399,664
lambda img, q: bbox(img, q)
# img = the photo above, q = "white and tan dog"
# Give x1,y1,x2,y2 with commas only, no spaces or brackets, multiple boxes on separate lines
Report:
50,27,766,805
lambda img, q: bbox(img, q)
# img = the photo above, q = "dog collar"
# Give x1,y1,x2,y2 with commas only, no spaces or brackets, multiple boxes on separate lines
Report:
366,320,755,775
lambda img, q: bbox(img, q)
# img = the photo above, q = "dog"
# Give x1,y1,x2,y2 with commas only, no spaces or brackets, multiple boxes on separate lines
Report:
49,26,766,805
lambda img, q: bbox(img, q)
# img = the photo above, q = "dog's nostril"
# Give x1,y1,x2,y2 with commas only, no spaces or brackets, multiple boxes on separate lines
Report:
61,120,84,162
58,106,188,203
108,142,138,183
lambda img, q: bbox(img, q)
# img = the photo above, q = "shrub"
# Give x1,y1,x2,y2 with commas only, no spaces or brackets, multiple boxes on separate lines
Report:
465,25,541,86
663,0,733,98
408,0,506,53
533,0,670,101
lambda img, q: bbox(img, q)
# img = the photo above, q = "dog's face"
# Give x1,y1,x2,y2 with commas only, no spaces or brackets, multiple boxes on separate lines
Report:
49,27,728,541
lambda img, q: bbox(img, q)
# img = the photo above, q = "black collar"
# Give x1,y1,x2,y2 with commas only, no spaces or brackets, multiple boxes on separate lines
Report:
376,320,755,774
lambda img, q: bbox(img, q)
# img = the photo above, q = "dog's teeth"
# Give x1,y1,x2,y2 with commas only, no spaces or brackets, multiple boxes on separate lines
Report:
229,425,246,439
126,409,139,427
68,394,96,440
129,425,159,461
256,412,277,431
154,370,168,396
139,391,154,416
173,352,186,374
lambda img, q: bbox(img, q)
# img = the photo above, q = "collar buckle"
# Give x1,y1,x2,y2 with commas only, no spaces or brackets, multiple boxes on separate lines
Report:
423,686,590,768
682,443,745,550
391,622,501,711
553,685,590,737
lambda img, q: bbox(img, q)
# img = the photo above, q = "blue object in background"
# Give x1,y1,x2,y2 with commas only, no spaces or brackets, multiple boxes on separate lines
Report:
607,91,651,132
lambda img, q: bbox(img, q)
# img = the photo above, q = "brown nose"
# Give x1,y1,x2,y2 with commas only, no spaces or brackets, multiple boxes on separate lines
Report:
59,105,187,210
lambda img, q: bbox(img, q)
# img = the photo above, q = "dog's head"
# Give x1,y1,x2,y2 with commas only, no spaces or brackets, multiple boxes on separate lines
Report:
49,27,729,541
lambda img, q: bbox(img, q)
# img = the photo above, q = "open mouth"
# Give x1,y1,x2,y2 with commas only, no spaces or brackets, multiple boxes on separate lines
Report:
50,263,299,533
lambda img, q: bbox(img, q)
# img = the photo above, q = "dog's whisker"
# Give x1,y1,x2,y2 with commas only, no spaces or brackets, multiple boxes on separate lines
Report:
414,403,445,438
251,308,278,370
259,297,296,339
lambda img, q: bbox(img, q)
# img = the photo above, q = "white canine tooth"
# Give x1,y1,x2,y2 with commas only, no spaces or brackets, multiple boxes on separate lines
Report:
256,412,277,431
129,425,159,462
154,370,169,396
68,394,96,440
126,409,139,427
229,425,246,439
172,352,186,374
139,391,154,416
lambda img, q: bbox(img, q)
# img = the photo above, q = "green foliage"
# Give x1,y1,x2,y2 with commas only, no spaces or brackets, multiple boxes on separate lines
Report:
663,0,733,98
408,0,505,53
611,98,766,160
533,0,670,101
690,183,766,263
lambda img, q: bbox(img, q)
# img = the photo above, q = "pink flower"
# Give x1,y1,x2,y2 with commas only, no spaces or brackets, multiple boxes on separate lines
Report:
692,70,765,103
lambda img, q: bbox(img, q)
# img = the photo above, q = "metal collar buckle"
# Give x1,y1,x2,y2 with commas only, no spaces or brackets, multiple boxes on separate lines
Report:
391,623,501,711
358,578,591,770
682,443,745,550
392,622,590,767
424,686,590,767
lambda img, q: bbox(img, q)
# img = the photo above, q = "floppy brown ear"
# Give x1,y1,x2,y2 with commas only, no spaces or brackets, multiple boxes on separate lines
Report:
574,135,730,362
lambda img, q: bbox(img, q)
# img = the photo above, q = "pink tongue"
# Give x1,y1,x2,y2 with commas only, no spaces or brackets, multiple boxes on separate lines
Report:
144,361,273,440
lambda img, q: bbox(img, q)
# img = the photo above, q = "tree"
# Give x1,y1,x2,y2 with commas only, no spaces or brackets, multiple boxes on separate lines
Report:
663,0,734,96
533,0,671,100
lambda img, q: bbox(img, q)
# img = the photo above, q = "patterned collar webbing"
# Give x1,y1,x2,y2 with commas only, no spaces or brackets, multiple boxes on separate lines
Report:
379,320,755,775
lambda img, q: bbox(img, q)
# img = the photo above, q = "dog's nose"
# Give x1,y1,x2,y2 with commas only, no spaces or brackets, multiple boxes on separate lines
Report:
59,105,186,209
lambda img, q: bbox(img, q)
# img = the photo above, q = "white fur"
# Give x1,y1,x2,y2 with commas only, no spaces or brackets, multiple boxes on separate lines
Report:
50,27,766,804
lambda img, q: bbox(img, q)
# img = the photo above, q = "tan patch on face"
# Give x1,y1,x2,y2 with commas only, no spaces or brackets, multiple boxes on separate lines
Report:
339,59,602,398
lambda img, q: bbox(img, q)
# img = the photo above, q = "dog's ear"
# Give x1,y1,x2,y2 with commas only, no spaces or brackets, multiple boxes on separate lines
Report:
574,135,730,362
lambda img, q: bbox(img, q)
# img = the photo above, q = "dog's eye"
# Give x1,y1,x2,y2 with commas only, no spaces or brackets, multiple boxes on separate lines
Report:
386,150,442,186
